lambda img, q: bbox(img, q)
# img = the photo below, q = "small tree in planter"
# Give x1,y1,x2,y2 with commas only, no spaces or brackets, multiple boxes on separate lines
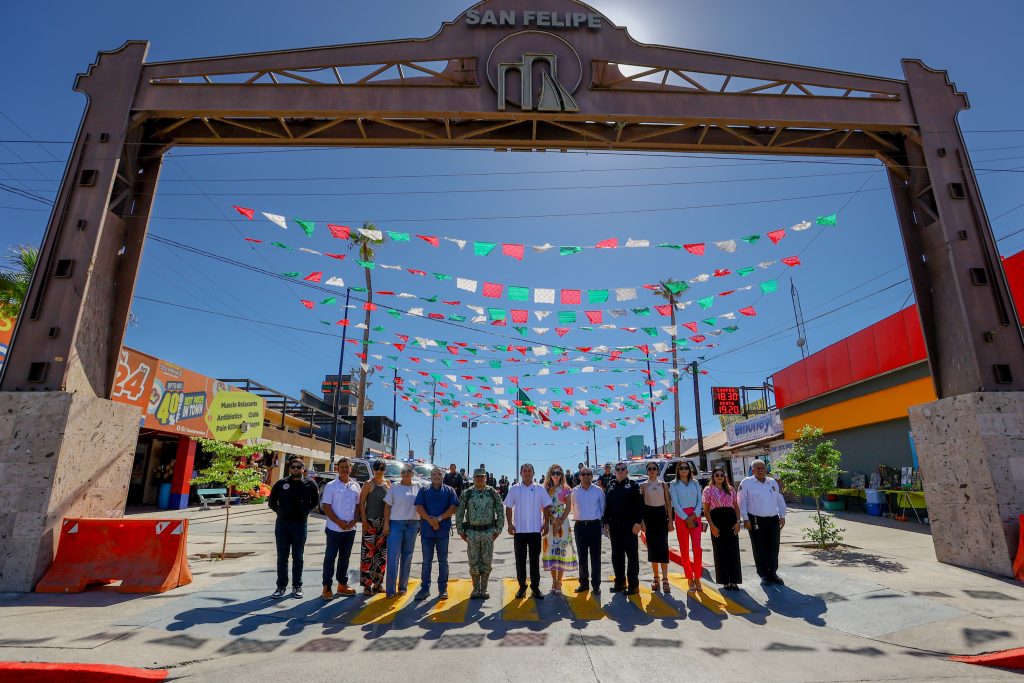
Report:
190,438,270,560
774,425,844,549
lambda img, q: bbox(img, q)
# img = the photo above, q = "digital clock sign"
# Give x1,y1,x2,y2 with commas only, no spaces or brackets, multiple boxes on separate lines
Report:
711,386,743,415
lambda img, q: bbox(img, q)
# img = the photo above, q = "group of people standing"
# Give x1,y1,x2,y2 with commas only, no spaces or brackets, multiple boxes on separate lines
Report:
267,455,787,602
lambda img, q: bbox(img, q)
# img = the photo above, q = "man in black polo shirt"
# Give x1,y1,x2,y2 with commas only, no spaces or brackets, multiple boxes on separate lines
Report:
268,457,320,598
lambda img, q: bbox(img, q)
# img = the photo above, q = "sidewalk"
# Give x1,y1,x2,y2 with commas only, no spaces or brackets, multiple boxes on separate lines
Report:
0,503,1020,681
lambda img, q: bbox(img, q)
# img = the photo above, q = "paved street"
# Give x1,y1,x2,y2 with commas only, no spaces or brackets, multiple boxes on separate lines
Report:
1,506,1021,681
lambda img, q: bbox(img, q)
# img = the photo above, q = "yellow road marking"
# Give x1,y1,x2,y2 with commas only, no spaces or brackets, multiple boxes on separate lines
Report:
560,578,606,620
627,583,679,618
501,578,539,621
351,580,421,625
426,578,474,623
667,574,749,615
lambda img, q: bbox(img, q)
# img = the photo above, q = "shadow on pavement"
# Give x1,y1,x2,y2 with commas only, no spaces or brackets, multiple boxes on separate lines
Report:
808,549,908,573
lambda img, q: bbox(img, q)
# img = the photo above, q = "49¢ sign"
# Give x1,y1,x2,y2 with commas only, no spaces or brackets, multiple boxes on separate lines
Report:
711,386,742,415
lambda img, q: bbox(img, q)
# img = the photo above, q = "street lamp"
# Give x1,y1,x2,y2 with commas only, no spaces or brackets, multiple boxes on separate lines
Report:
462,420,477,475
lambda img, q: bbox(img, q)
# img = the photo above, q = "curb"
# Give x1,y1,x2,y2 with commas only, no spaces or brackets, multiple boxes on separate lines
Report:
0,662,168,681
950,647,1024,671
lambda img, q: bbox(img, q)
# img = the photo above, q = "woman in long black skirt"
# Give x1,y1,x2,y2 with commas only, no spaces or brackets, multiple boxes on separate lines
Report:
640,463,673,593
701,468,742,589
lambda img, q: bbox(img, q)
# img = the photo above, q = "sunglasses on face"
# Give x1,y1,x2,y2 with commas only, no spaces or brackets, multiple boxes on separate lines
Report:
289,464,303,469
581,472,593,476
647,467,658,472
551,472,562,476
615,467,627,472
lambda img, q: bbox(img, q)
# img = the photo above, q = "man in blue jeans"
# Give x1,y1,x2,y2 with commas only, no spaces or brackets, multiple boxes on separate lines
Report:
268,457,320,598
413,467,459,601
319,457,362,600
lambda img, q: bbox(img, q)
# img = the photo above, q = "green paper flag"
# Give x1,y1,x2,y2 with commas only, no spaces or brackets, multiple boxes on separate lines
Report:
372,325,385,332
560,246,583,256
295,219,315,237
656,243,683,250
281,271,300,278
489,360,502,369
632,307,651,316
356,260,375,269
320,297,337,305
514,326,528,336
433,273,452,281
816,213,838,226
387,231,410,241
697,296,715,309
351,286,367,292
724,325,739,333
488,308,506,321
741,234,761,245
449,315,466,322
474,242,497,256
508,286,529,301
737,266,755,277
421,295,438,303
642,327,658,337
558,311,577,324
580,326,593,332
588,289,609,304
760,279,778,294
666,281,689,295
387,310,401,319
441,360,452,368
702,317,716,326
271,242,294,251
465,348,477,355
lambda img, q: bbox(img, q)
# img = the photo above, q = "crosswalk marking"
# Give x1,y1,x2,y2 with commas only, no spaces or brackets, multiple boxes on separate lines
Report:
561,578,606,620
627,583,680,618
351,580,421,625
501,578,539,621
426,578,474,623
666,574,750,615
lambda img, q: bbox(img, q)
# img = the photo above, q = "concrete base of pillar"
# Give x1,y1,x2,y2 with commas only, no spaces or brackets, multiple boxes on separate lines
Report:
0,391,140,592
908,392,1024,577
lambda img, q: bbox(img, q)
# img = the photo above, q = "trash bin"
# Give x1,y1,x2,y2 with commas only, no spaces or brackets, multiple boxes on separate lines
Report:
865,489,885,504
157,482,172,509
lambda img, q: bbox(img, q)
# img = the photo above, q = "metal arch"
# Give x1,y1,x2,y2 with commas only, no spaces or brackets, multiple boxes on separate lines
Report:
2,0,1022,401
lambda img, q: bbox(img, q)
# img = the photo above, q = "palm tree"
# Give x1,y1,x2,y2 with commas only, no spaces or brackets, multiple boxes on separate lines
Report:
0,244,38,320
653,279,685,457
348,223,384,458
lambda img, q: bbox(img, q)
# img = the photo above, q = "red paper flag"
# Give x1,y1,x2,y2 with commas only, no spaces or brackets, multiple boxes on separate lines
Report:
363,302,377,311
378,291,396,296
642,284,658,290
767,229,786,244
654,305,672,316
442,300,460,306
244,237,262,243
428,313,444,320
396,334,409,343
300,300,314,309
739,306,757,316
336,319,349,326
684,243,705,256
595,238,618,249
233,205,255,220
416,235,439,247
446,345,459,354
483,282,503,298
781,255,801,267
636,344,649,355
502,243,525,261
585,311,603,324
682,322,698,333
718,290,736,296
511,310,528,323
565,387,574,396
713,269,731,277
324,253,346,260
303,271,323,282
576,346,592,353
327,224,351,239
690,335,706,343
561,289,581,304
555,328,570,337
509,376,519,384
394,343,406,351
407,269,426,276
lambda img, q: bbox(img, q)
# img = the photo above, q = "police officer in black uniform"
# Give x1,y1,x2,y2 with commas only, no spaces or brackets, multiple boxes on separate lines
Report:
602,461,645,595
597,462,615,491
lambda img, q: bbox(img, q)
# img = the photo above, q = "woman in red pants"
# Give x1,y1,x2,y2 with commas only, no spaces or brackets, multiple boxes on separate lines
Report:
669,462,704,591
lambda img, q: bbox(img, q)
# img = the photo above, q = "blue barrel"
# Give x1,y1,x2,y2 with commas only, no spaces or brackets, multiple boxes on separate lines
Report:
866,489,885,504
157,482,172,509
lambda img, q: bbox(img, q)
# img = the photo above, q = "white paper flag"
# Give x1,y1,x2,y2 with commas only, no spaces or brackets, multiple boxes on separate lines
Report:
358,228,383,240
325,276,345,287
457,278,478,293
615,288,637,302
625,238,650,248
398,292,417,298
661,326,677,336
791,220,812,231
534,310,551,321
467,305,484,315
380,264,401,270
690,273,710,283
537,368,550,375
719,312,736,320
445,237,468,249
532,346,549,356
472,316,486,323
534,288,556,304
298,247,321,255
653,342,670,352
608,309,628,318
262,212,288,230
533,243,555,253
408,307,424,316
715,240,737,253
758,261,776,269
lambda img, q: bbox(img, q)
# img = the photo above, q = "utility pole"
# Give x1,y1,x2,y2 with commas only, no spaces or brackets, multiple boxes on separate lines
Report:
585,444,590,469
691,360,706,472
616,436,622,461
329,288,352,469
662,419,668,456
429,381,437,464
645,355,658,457
463,419,476,476
667,287,683,458
391,367,398,458
592,427,598,463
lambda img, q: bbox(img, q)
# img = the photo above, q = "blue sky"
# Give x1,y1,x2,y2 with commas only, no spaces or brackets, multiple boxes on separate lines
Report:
3,0,1024,477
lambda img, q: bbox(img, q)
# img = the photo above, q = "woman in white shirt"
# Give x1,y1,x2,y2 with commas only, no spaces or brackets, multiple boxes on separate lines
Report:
669,462,704,591
383,465,422,597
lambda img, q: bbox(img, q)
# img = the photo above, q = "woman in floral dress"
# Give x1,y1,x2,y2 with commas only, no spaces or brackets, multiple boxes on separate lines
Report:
541,464,577,594
358,460,390,594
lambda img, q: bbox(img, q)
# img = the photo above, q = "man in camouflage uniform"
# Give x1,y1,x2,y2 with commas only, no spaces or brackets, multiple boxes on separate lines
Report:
456,467,505,599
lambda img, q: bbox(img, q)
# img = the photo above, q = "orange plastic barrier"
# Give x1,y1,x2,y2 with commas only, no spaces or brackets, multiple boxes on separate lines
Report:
0,662,167,682
950,647,1024,671
36,518,192,594
1014,514,1024,582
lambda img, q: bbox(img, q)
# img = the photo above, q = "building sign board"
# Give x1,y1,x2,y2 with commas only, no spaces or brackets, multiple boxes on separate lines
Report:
725,409,784,447
711,386,743,415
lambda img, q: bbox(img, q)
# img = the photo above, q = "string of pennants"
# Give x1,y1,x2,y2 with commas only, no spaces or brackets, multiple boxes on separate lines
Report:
232,203,837,258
